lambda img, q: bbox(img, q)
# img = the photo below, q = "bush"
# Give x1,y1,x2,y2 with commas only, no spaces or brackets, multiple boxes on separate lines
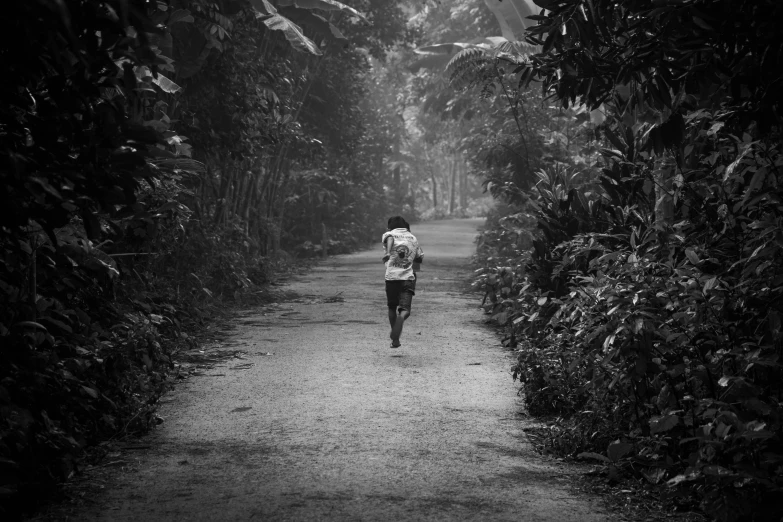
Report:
478,124,783,520
469,1,783,517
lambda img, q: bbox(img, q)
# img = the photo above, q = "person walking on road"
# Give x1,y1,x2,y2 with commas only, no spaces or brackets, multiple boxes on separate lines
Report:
382,216,424,348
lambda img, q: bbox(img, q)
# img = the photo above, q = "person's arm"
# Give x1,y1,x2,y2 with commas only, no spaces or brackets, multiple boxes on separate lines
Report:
382,235,393,263
413,243,423,272
413,243,424,264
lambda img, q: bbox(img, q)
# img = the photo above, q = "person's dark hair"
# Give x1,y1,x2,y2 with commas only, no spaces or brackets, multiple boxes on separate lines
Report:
387,216,408,230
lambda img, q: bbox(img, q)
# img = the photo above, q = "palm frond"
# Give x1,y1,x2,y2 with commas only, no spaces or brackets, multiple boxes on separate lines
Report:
149,157,206,175
446,40,537,91
492,40,539,59
446,48,493,89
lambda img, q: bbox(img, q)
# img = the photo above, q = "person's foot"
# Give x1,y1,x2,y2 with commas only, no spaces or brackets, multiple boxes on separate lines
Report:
391,314,405,342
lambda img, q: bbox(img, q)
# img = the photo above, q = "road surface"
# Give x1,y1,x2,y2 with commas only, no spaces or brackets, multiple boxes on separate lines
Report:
73,218,611,521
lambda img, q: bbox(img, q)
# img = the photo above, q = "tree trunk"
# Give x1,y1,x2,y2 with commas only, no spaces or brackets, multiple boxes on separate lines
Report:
272,161,293,254
232,169,248,220
440,159,449,212
377,153,384,181
273,212,283,254
250,164,269,244
321,223,328,259
242,171,259,236
224,171,234,226
448,157,457,214
213,165,232,224
266,145,289,221
431,169,438,208
459,160,468,210
424,144,437,209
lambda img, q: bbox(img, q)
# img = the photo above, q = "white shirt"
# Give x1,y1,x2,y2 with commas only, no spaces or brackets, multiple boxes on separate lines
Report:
382,228,423,281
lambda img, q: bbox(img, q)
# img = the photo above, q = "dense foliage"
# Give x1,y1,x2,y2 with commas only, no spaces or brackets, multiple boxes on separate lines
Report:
0,0,414,517
460,0,783,519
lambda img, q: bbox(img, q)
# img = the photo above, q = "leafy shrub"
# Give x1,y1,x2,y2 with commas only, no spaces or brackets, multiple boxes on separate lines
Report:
465,0,783,518
0,0,409,518
479,123,783,519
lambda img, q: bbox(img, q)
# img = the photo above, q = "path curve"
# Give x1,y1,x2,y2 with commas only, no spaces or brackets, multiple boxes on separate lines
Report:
76,219,612,521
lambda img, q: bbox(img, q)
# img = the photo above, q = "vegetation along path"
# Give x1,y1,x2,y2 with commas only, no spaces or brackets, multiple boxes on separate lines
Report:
75,219,611,521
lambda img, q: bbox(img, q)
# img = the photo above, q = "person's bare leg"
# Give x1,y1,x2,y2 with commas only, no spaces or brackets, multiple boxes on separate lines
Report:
388,308,397,338
391,308,409,346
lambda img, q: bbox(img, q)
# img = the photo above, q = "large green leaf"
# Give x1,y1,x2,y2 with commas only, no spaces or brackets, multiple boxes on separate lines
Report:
152,73,182,94
249,0,278,15
262,14,322,55
278,0,368,22
415,37,508,56
250,0,326,54
483,0,539,41
415,42,476,56
166,9,194,25
409,54,452,73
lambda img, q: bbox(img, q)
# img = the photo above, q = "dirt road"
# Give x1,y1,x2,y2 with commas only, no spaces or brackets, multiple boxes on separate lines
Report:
75,218,612,521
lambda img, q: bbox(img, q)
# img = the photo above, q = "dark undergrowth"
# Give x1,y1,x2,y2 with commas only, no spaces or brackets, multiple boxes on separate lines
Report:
1,1,395,519
474,125,783,520
1,237,309,521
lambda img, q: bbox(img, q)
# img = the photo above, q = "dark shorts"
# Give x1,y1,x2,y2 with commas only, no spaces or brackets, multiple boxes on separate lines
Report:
386,277,416,312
